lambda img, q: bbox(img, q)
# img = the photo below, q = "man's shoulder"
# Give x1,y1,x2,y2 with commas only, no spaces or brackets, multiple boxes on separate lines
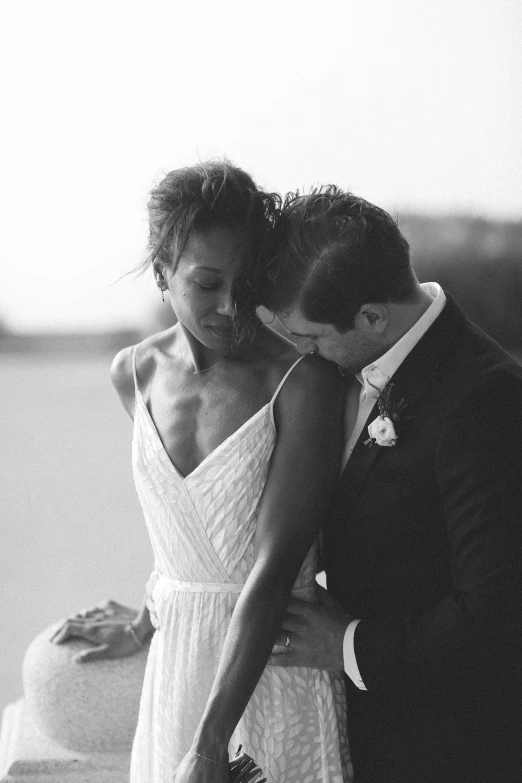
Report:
446,312,522,390
422,294,522,393
392,296,522,435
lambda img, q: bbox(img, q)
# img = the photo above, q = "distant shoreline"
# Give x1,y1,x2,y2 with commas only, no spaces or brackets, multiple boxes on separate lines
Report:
1,332,520,367
0,330,140,356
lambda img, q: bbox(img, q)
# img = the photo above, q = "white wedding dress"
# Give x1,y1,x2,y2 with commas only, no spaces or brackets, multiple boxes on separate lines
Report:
129,350,352,783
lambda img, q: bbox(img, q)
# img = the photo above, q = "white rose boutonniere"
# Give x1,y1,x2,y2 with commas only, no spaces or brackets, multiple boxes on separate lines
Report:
364,380,407,448
367,416,398,447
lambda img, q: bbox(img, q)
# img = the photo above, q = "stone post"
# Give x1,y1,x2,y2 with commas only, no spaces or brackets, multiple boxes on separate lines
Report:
0,616,149,782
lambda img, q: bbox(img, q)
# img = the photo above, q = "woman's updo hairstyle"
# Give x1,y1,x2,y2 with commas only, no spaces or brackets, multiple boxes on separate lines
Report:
144,159,280,347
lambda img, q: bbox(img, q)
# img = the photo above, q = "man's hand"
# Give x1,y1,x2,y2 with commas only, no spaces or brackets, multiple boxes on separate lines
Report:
269,585,352,670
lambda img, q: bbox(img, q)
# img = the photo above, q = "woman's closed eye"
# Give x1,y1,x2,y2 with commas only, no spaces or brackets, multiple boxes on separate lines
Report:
194,278,221,291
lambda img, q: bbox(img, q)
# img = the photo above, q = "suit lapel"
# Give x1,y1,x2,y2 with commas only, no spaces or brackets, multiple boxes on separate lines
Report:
338,294,467,499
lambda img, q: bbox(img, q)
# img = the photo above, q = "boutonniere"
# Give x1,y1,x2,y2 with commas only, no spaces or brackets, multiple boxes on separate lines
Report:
364,380,407,448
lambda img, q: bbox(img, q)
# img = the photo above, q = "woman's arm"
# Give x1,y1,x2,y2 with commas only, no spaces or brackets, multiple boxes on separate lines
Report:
175,356,345,781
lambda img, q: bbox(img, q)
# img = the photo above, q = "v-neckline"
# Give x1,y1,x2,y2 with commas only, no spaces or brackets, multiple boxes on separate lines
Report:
135,388,272,481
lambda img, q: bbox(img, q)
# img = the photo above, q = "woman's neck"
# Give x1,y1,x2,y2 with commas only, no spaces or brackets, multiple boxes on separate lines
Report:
176,324,233,374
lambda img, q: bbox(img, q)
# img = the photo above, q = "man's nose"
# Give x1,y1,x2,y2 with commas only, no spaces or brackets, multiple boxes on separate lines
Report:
295,337,316,355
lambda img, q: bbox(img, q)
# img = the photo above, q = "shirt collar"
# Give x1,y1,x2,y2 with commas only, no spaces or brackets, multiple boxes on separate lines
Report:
358,282,446,392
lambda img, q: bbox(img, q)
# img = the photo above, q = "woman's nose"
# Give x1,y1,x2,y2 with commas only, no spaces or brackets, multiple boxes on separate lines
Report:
216,290,235,317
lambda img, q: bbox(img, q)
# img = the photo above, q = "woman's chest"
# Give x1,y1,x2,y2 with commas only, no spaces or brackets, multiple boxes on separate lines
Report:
144,381,270,478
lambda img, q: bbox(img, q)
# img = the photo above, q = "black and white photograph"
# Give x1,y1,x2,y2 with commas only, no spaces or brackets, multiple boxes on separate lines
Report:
1,2,521,781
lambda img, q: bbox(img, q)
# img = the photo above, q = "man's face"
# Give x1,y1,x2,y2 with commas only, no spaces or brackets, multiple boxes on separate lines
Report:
277,307,382,374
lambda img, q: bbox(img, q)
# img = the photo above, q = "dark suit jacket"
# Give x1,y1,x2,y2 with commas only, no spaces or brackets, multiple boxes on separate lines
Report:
325,295,522,783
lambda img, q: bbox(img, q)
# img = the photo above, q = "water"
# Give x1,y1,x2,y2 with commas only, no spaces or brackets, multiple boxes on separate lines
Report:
0,355,152,714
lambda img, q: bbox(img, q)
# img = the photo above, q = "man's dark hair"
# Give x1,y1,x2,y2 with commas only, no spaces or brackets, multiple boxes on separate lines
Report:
264,185,416,330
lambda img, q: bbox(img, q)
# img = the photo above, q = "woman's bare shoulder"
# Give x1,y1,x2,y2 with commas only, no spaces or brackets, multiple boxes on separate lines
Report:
269,354,345,455
110,328,177,416
255,326,340,383
251,327,344,419
110,345,136,421
254,324,298,363
110,345,135,395
282,353,345,406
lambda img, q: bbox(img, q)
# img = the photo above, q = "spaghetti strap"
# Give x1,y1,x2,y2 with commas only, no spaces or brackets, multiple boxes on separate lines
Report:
131,344,139,392
269,354,307,427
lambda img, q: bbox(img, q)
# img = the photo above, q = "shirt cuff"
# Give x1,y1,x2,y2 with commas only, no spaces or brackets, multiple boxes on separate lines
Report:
343,619,367,690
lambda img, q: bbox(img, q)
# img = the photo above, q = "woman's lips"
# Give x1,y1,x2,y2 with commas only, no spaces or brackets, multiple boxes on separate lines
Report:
208,325,233,338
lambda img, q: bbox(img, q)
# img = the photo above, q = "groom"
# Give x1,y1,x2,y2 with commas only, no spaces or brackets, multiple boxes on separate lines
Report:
268,187,522,782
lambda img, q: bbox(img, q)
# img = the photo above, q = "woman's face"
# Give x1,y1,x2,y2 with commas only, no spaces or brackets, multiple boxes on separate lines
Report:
160,226,249,349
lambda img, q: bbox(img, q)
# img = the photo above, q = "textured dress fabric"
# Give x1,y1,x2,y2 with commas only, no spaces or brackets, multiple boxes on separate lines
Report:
129,353,352,783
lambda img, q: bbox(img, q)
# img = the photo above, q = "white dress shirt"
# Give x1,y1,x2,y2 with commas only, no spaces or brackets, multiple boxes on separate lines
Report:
342,282,447,690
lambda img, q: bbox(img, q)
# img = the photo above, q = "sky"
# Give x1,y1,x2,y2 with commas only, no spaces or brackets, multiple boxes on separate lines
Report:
1,0,521,332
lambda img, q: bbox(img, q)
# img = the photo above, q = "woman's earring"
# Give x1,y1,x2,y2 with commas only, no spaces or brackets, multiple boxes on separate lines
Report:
157,277,165,302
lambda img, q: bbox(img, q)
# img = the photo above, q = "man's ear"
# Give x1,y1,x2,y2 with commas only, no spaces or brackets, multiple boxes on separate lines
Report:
354,304,389,335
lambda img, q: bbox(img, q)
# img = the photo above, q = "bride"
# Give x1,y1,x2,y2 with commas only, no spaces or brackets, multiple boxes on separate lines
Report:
53,160,352,783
